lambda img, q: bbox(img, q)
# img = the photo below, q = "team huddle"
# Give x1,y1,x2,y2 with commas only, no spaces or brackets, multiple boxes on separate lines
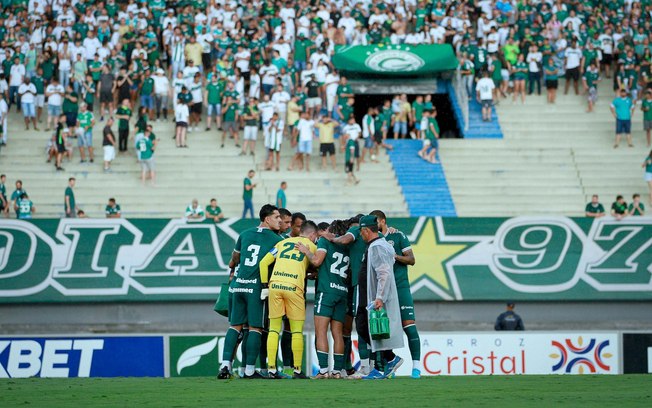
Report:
217,204,422,380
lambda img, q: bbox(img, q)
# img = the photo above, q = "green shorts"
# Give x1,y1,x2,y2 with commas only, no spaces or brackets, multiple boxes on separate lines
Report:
229,286,265,328
314,291,348,323
397,286,416,321
346,285,358,317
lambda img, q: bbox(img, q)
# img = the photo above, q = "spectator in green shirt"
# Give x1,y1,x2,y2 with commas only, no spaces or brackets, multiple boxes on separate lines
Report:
105,198,122,218
610,89,636,148
641,90,652,147
76,103,95,163
611,195,629,220
585,195,605,218
206,198,224,222
628,194,645,216
115,99,132,152
242,169,256,219
276,181,287,209
64,177,78,218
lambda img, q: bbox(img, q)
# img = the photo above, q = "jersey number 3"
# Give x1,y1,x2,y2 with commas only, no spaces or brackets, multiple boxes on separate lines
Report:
243,244,261,266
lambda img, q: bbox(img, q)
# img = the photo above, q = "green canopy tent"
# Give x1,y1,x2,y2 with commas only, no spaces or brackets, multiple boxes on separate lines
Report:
332,44,459,78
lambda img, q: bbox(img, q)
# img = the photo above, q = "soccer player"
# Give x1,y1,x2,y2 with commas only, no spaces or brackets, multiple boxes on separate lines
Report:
297,219,350,379
259,221,319,379
370,210,422,378
217,204,283,379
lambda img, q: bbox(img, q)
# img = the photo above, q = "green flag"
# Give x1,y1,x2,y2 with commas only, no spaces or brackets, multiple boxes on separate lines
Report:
332,44,458,76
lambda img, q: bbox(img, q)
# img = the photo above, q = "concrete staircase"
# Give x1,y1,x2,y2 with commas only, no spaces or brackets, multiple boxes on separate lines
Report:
441,85,650,216
0,113,408,219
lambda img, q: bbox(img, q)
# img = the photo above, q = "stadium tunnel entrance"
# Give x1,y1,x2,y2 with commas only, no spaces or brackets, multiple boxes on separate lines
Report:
349,79,461,139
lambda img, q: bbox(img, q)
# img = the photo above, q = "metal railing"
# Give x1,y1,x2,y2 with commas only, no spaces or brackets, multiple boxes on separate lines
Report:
452,69,469,132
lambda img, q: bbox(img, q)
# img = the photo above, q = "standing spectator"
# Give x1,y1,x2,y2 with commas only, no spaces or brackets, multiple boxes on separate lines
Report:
221,83,240,148
105,198,122,218
512,54,528,104
32,68,45,124
305,74,321,118
45,78,65,132
54,115,68,172
291,111,315,172
0,93,7,145
362,107,376,163
585,195,606,218
276,181,287,209
0,174,7,217
206,199,224,222
102,117,117,173
174,98,189,148
629,194,645,216
477,71,495,122
265,112,284,172
62,84,79,135
135,131,156,186
418,110,440,164
526,45,542,96
204,74,222,131
115,99,132,152
241,98,259,156
140,68,155,121
18,77,38,130
10,180,27,219
641,91,652,147
64,177,78,218
393,94,410,139
77,103,95,164
315,115,337,170
610,89,636,148
185,199,205,222
643,150,652,205
188,72,203,132
242,169,257,219
583,61,600,113
564,39,582,95
98,66,115,122
345,130,359,185
611,195,629,220
494,302,524,331
342,115,363,171
153,69,170,121
8,56,25,112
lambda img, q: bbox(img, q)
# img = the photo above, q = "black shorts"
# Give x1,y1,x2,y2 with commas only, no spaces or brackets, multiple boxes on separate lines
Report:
100,90,112,103
319,143,335,156
565,67,580,81
601,54,613,65
545,79,558,89
56,143,66,153
345,162,353,173
176,121,188,128
191,102,202,115
374,129,383,144
65,112,77,127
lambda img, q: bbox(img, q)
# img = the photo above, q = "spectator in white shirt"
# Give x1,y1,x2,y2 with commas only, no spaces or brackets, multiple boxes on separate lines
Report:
527,45,543,95
45,78,64,131
564,39,582,95
152,69,170,121
18,77,38,130
9,56,25,112
290,111,315,172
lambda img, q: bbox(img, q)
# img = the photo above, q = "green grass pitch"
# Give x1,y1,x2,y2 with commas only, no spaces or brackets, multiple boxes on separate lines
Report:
1,376,651,407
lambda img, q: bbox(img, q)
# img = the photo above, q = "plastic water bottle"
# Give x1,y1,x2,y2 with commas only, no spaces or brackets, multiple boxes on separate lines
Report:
369,306,391,340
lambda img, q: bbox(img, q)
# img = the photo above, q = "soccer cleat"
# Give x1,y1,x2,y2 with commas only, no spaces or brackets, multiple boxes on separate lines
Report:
268,370,292,379
292,371,309,379
330,371,342,379
384,356,404,377
345,368,356,376
242,370,267,379
282,368,294,377
411,368,421,379
362,368,386,380
313,372,330,379
216,366,232,379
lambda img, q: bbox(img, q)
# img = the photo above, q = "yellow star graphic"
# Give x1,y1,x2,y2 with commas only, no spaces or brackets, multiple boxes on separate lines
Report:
409,219,467,293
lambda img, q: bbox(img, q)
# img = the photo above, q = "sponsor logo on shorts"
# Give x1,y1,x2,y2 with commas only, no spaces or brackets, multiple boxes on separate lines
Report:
401,305,414,310
235,277,257,285
229,287,254,294
330,282,348,292
271,283,296,292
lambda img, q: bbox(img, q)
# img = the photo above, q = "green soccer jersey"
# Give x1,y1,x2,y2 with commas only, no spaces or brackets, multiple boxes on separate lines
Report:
233,227,283,289
62,92,79,114
17,198,33,219
206,82,222,105
585,203,605,215
32,76,44,94
65,186,75,211
243,177,253,200
117,106,131,130
345,226,366,287
643,99,652,121
385,231,412,288
338,103,353,122
224,102,238,122
89,61,103,82
206,205,222,216
337,84,352,105
412,101,424,122
141,77,154,95
105,204,121,216
628,202,645,216
584,70,599,88
316,237,349,295
513,61,528,79
243,105,259,126
426,117,439,141
77,111,94,129
136,137,154,160
345,138,356,163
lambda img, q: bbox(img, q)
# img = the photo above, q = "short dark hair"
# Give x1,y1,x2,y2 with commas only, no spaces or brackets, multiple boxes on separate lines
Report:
69,177,75,182
301,220,318,234
210,198,217,203
317,222,330,231
109,198,116,203
616,195,624,200
349,213,364,224
363,224,379,233
291,212,306,224
259,204,278,222
633,193,640,199
329,219,348,236
278,208,292,218
369,210,386,221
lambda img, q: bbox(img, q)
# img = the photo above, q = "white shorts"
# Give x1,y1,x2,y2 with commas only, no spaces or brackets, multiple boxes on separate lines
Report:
103,145,115,162
35,95,45,108
306,97,321,109
244,125,258,141
326,92,336,112
645,172,652,182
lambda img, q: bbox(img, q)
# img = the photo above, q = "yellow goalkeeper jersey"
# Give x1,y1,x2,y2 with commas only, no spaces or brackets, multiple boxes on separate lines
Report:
260,236,317,292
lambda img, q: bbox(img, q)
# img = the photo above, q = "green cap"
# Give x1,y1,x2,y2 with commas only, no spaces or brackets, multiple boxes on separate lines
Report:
359,215,378,228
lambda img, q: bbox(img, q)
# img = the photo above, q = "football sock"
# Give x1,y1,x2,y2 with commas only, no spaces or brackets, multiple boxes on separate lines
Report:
281,329,293,368
240,328,249,367
245,330,261,368
317,350,329,371
221,327,240,366
360,358,370,371
289,319,305,371
375,352,386,372
245,365,255,376
267,318,282,371
259,331,268,370
404,324,421,362
413,360,422,372
343,335,353,370
358,337,370,359
333,353,344,371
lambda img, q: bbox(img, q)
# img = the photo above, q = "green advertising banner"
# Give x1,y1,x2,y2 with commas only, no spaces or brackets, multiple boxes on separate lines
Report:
332,44,458,76
0,217,650,302
169,334,307,377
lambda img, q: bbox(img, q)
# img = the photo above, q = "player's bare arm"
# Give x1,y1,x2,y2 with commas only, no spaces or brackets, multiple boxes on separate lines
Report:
395,249,415,266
